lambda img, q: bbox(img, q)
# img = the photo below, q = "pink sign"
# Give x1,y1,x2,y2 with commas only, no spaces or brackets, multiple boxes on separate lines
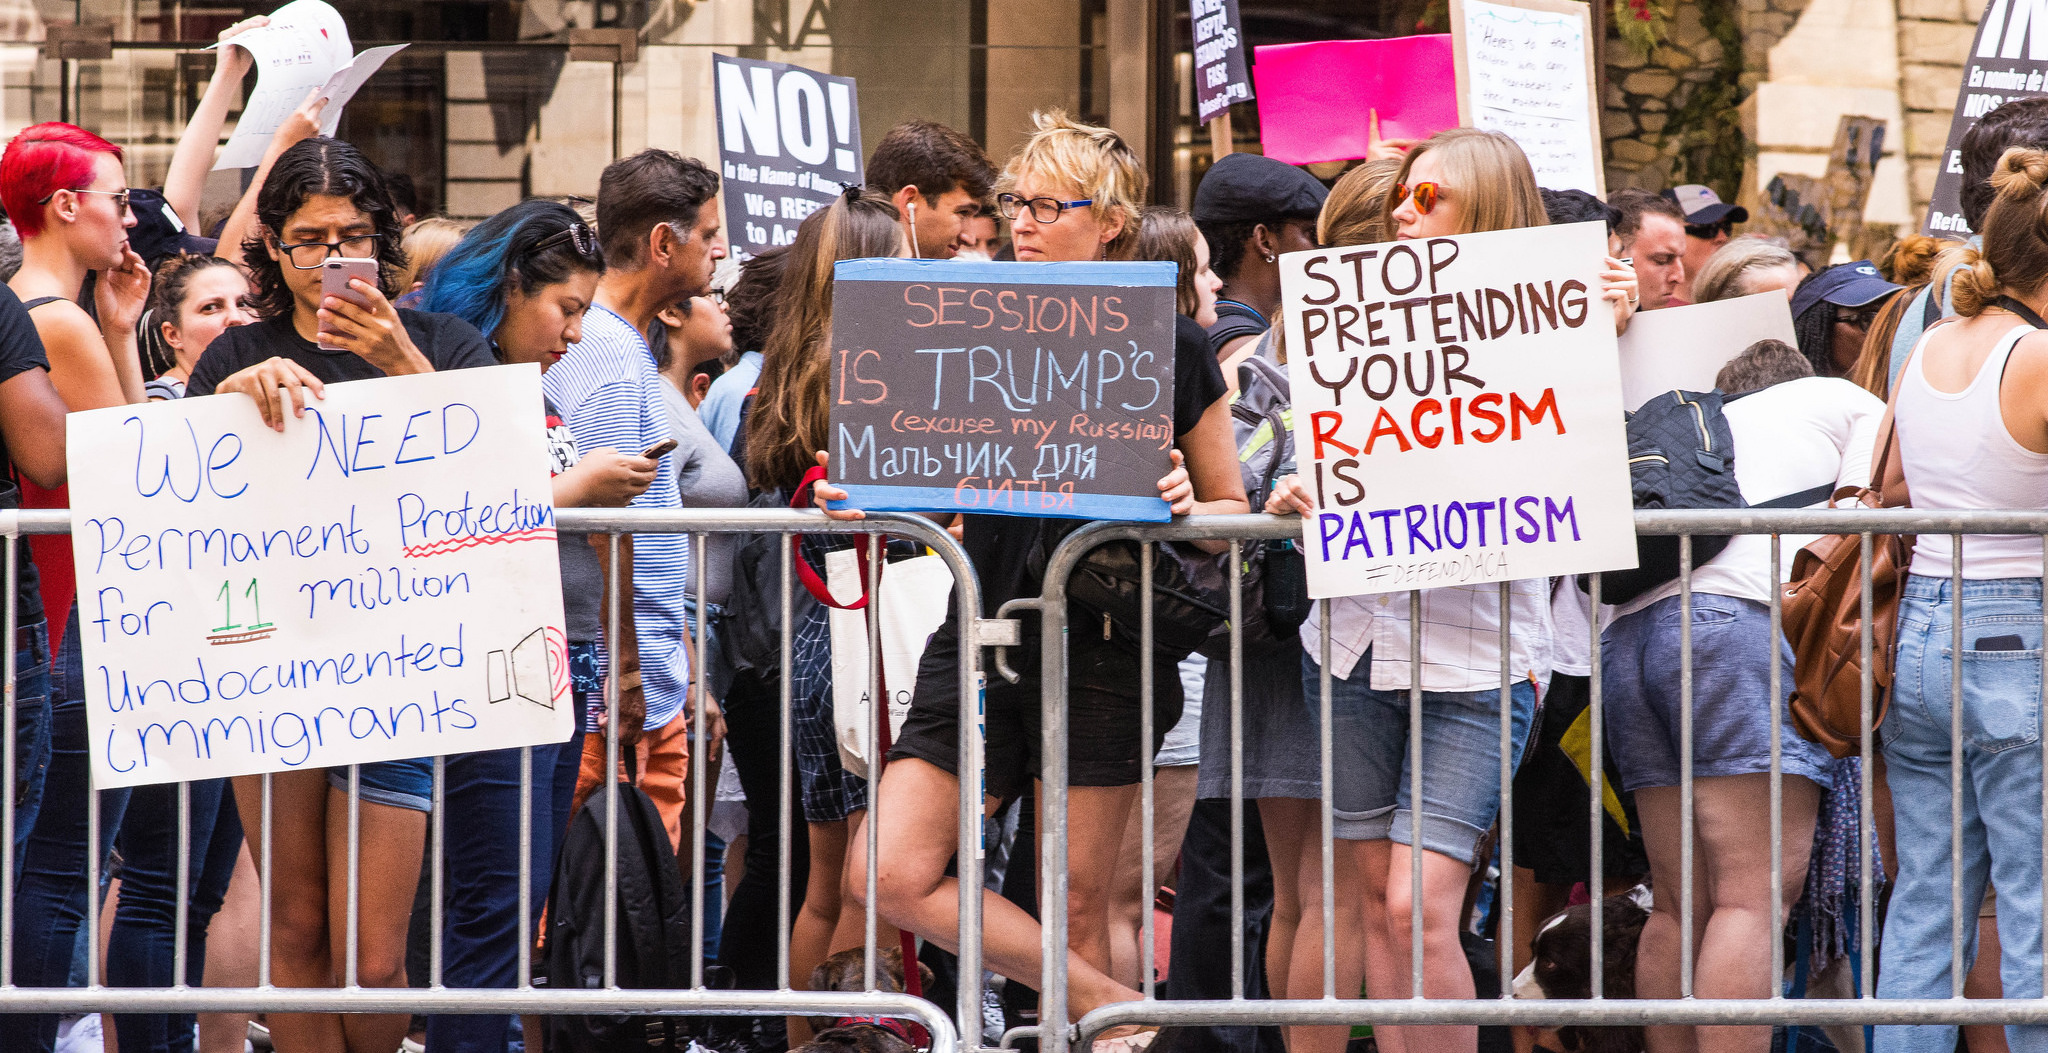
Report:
1251,37,1459,165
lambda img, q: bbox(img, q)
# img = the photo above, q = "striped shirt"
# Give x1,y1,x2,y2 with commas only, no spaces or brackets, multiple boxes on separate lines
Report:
542,304,689,730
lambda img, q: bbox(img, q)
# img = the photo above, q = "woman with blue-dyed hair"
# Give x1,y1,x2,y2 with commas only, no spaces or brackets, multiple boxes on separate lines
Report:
416,198,659,1053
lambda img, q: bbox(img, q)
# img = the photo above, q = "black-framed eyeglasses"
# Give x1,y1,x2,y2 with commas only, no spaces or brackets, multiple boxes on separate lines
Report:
1685,218,1735,240
996,193,1093,224
275,234,382,269
530,222,599,261
37,187,130,211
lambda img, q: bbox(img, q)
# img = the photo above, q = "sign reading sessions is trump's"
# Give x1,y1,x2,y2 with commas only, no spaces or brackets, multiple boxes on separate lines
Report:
68,367,572,787
827,258,1179,522
1278,221,1636,598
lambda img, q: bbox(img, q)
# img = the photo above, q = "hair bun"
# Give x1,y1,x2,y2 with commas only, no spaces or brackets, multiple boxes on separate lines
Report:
1992,146,2048,197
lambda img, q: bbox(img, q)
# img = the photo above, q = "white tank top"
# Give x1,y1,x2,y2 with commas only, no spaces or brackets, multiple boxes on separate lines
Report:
1899,322,2048,578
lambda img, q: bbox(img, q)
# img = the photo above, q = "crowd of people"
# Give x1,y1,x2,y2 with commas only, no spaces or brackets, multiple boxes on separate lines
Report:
0,18,2045,1053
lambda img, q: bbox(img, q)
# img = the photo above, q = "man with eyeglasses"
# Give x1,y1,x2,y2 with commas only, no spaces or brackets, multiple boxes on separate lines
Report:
541,148,726,854
1664,184,1748,305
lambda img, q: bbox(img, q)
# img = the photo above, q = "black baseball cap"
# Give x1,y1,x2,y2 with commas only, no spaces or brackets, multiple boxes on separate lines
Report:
125,187,217,266
1193,153,1328,224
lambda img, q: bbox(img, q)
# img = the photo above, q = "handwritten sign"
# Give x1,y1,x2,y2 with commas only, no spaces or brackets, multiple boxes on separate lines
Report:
1451,0,1604,195
1924,0,2048,235
1191,0,1252,123
1278,222,1636,597
826,258,1178,522
715,54,864,262
214,0,406,170
1617,292,1797,410
1252,37,1458,166
68,367,571,788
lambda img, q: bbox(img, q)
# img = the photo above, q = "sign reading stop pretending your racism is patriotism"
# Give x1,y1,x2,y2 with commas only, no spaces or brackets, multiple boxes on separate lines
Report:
826,258,1179,522
1278,221,1637,598
68,366,573,788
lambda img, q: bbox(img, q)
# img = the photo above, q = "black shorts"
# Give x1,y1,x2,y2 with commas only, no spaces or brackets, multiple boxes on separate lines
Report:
890,624,1185,802
1510,673,1649,886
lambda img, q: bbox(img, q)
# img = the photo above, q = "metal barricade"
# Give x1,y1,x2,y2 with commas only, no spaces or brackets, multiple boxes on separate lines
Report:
1017,509,2048,1052
0,507,984,1053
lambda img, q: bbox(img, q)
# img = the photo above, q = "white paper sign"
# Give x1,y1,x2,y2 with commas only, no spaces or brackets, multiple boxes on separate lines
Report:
69,366,571,788
1456,0,1601,194
1279,222,1637,598
214,0,406,170
1616,292,1799,411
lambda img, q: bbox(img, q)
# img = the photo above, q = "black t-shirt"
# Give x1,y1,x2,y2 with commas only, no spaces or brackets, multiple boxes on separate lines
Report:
959,311,1230,623
0,285,47,626
187,309,495,396
1204,299,1269,359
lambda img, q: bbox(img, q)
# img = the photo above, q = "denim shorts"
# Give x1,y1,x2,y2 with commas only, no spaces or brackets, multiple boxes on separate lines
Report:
1305,649,1535,865
325,757,434,812
1602,592,1834,794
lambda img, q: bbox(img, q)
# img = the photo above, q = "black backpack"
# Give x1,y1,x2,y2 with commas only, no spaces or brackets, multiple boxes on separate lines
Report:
544,782,697,1053
1587,388,1835,605
1196,346,1309,659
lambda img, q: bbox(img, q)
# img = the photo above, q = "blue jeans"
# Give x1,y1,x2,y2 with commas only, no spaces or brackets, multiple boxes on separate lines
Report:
107,779,243,1053
1877,575,2048,1053
1306,649,1536,865
7,606,129,1053
9,620,51,878
423,703,586,1053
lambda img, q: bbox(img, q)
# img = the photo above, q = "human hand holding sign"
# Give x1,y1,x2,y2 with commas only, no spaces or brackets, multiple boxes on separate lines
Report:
1366,110,1418,162
811,448,1197,519
1603,255,1640,334
218,358,326,432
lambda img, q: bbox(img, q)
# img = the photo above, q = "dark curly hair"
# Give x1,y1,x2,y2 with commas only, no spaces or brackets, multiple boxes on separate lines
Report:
239,137,409,320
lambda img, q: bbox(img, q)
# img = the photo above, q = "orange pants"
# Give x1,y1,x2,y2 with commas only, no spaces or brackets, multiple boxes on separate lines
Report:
572,712,689,855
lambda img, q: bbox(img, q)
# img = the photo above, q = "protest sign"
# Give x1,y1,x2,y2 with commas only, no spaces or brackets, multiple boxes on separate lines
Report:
715,54,864,262
1923,0,2048,236
214,0,406,170
1191,0,1252,123
826,258,1178,522
68,367,572,788
1616,292,1797,411
1278,222,1636,597
1252,37,1457,166
1450,0,1604,195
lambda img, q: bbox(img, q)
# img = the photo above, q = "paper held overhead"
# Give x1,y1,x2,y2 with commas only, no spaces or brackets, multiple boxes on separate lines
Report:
213,0,407,170
1251,37,1458,166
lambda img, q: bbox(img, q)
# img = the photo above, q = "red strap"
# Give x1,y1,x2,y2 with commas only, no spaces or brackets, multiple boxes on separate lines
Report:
791,465,871,609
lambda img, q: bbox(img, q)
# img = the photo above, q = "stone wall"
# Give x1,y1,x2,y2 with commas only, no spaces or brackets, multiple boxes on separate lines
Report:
1897,0,1981,217
1602,0,1724,190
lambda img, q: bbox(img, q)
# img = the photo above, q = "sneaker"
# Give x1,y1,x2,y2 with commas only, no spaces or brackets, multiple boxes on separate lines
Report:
54,1014,103,1053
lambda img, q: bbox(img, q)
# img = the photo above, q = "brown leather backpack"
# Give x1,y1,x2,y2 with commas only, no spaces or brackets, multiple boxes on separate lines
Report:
1781,408,1910,758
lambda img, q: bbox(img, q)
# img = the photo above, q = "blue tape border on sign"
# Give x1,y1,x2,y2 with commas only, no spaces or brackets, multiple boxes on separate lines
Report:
830,484,1171,523
835,258,1177,287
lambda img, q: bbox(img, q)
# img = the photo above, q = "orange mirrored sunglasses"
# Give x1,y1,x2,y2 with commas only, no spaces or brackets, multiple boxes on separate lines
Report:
1391,181,1444,215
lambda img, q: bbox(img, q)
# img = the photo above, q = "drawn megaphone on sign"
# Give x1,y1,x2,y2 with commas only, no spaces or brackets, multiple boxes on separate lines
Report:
485,627,559,709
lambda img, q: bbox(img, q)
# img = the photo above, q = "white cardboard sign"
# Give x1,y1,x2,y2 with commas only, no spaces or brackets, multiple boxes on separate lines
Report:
1451,0,1605,196
1616,292,1798,411
1278,222,1637,598
68,366,571,788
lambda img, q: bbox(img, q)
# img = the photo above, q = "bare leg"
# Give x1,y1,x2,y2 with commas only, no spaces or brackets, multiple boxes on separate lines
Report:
199,843,260,1053
233,771,344,1053
1352,839,1407,1053
1048,782,1142,979
790,818,850,1046
1107,766,1196,990
1637,786,1707,1053
1263,798,1362,1053
1383,844,1483,1053
324,786,426,1053
851,758,1142,1018
1691,774,1818,1053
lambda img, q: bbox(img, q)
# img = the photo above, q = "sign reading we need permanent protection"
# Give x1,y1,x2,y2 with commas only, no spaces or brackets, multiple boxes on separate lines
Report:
68,367,572,788
827,258,1178,522
1278,222,1636,598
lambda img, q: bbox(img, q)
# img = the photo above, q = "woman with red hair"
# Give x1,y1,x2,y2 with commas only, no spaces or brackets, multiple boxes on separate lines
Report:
1,120,151,1053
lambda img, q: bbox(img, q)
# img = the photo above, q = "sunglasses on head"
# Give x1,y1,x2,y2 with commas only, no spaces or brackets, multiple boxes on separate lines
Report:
530,221,599,261
1391,182,1444,215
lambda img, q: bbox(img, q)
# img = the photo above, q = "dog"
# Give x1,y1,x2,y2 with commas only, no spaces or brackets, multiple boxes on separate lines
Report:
805,946,938,1051
1512,886,1651,1053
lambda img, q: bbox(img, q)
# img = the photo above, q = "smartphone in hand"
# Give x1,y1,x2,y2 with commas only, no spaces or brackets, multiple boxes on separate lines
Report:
641,439,679,460
317,257,381,351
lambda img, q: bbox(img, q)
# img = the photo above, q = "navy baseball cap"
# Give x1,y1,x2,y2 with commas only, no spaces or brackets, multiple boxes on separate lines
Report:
1193,153,1328,224
1790,260,1901,319
125,187,217,266
1665,184,1749,227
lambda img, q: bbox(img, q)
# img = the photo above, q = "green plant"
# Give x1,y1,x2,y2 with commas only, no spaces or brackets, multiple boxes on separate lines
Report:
1614,0,1669,53
1658,0,1748,198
